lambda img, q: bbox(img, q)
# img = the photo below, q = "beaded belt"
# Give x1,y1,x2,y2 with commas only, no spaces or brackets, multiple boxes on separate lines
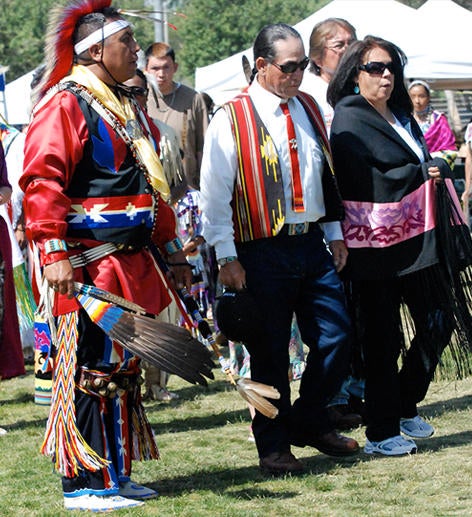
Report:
279,222,319,236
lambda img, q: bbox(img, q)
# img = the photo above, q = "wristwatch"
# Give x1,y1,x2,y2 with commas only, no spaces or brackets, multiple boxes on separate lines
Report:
217,256,237,267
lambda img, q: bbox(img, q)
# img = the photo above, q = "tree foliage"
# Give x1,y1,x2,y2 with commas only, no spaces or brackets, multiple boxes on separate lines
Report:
174,0,329,83
0,0,155,81
0,0,59,81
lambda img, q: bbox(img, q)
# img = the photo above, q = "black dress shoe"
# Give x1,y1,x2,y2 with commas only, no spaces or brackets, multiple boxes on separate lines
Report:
327,404,363,430
259,451,304,474
291,430,359,457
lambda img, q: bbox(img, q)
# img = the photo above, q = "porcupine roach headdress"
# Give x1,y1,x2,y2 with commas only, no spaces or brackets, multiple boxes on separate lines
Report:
34,0,113,103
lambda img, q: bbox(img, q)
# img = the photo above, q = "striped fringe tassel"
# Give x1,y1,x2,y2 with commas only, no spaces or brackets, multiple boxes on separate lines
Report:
130,383,160,461
40,311,109,477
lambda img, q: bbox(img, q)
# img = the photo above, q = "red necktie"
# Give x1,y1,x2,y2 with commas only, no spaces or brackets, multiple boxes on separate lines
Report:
280,101,304,213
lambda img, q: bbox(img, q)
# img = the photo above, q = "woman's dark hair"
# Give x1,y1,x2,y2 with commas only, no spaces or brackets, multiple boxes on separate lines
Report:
327,35,411,114
249,23,302,83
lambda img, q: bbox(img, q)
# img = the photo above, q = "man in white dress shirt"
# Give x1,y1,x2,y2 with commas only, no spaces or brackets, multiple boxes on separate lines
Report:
200,23,358,475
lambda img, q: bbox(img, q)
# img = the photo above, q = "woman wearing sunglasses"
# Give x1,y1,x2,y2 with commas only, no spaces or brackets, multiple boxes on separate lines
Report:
327,36,472,456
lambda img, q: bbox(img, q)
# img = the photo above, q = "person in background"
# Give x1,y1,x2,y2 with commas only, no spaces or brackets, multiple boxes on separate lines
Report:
301,17,363,431
0,123,27,250
201,92,215,120
328,35,472,456
21,1,191,511
145,42,208,191
0,141,25,382
409,80,463,220
301,17,356,134
201,23,359,475
408,80,456,155
462,121,472,222
144,46,219,347
124,69,184,403
0,123,36,360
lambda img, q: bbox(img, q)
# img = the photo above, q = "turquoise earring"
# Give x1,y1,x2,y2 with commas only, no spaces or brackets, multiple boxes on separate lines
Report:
354,84,360,94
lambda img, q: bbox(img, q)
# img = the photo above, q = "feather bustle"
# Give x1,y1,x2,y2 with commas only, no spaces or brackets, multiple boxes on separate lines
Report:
113,319,214,375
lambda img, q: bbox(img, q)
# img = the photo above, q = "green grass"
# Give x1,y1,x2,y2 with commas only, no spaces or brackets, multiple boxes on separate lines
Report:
1,365,472,516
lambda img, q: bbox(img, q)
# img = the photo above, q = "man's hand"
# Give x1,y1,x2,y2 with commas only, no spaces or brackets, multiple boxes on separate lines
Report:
182,235,204,256
44,259,75,298
328,240,348,272
218,259,246,291
167,249,193,291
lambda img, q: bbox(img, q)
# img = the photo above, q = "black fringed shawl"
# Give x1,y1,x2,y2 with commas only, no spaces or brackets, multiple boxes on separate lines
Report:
331,94,472,377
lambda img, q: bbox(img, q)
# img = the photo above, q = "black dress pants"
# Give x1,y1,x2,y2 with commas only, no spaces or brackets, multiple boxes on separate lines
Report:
237,228,351,458
356,272,453,442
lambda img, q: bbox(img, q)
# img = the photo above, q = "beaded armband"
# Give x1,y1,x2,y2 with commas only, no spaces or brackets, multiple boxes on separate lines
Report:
165,237,183,255
44,239,68,255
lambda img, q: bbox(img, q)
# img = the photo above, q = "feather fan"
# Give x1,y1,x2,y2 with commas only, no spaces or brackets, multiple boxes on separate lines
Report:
74,283,214,386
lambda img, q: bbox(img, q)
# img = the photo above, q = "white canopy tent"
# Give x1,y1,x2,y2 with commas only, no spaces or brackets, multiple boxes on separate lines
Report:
406,0,472,89
195,0,472,105
0,70,34,126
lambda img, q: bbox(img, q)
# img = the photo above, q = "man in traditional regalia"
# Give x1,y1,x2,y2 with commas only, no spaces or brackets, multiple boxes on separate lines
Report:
21,0,192,511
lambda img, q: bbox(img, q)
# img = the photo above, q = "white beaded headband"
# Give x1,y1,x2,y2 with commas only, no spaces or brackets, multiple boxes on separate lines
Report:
408,80,431,93
74,19,130,55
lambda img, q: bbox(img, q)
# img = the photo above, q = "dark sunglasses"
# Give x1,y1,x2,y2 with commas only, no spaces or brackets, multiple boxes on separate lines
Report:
271,57,310,74
129,86,148,97
358,61,395,75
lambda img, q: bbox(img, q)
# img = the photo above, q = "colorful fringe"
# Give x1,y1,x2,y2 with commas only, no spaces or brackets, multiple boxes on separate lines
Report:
130,383,160,461
40,311,109,477
13,263,36,349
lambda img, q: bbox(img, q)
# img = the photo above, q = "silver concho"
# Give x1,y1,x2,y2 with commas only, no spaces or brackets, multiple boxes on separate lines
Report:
125,119,143,140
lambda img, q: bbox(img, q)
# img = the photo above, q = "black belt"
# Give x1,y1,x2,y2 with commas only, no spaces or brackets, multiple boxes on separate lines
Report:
278,222,319,236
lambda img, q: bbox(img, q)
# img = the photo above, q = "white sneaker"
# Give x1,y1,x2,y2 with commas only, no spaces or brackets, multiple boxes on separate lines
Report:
119,480,158,500
400,415,434,438
364,435,417,456
148,385,179,402
64,494,144,512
